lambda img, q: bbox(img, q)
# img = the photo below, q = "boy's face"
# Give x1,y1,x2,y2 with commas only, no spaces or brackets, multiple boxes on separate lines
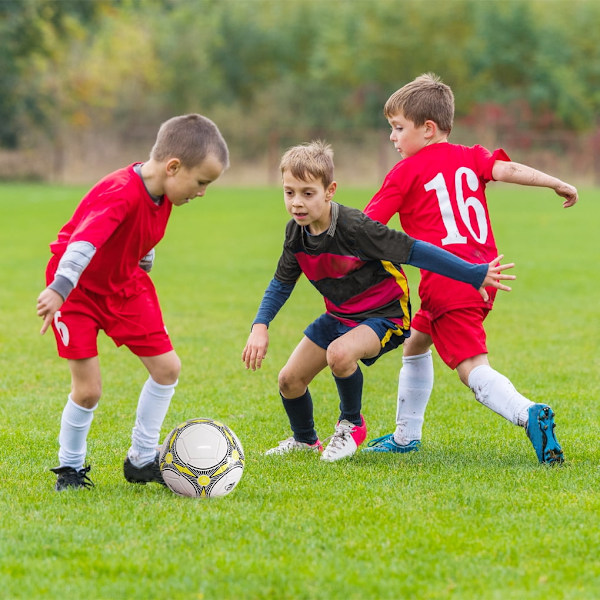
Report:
282,171,336,235
164,154,224,206
388,112,431,159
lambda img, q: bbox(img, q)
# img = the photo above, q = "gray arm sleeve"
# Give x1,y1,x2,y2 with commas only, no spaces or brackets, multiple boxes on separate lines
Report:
48,241,96,301
139,248,155,272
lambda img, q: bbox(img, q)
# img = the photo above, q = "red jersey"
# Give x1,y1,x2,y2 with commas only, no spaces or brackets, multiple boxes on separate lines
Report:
49,164,172,296
365,143,510,319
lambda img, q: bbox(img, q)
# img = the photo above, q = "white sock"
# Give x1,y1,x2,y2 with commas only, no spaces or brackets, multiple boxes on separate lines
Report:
394,351,434,445
128,376,177,467
468,364,533,426
58,395,96,470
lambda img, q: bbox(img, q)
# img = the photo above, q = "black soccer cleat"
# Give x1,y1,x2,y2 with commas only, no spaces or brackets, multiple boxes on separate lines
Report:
50,465,94,491
123,451,166,486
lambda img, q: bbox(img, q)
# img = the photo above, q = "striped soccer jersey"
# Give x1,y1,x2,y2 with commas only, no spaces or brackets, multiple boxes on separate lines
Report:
273,202,415,330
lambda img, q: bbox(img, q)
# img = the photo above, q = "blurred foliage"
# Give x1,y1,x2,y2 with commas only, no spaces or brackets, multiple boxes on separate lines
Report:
1,0,599,155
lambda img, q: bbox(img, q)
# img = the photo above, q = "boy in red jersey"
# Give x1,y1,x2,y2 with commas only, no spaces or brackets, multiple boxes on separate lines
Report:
37,114,229,490
362,74,578,464
242,140,515,462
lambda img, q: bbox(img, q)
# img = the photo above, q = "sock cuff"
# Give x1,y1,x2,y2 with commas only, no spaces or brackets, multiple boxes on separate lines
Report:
333,366,362,382
280,389,311,403
67,394,97,413
147,376,178,391
402,350,432,364
467,364,494,388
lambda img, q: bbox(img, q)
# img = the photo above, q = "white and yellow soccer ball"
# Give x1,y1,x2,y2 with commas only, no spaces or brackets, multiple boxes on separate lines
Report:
159,418,245,498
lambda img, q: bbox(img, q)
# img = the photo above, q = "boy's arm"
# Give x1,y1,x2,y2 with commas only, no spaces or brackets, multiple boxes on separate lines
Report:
242,278,295,371
408,241,515,301
364,178,401,225
491,161,578,207
37,240,97,335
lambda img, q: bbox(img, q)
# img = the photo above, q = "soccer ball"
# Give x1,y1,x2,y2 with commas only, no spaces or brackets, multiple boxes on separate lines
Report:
159,418,245,498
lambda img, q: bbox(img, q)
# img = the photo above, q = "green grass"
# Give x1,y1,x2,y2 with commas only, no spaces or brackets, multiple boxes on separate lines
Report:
0,182,599,599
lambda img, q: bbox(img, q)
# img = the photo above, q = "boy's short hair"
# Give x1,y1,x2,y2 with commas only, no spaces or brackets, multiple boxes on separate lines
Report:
384,73,454,134
150,114,230,169
279,140,334,188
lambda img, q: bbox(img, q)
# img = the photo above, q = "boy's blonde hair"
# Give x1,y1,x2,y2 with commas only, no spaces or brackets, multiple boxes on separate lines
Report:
150,114,230,169
279,140,334,188
384,73,454,134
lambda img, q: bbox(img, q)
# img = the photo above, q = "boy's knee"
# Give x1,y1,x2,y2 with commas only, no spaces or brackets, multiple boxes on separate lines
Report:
162,356,181,384
71,383,102,409
277,368,293,395
278,367,304,397
326,343,351,375
149,353,181,385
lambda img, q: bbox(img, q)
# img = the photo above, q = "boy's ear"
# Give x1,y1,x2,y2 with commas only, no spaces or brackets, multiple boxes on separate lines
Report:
165,158,181,175
326,181,337,200
424,120,438,139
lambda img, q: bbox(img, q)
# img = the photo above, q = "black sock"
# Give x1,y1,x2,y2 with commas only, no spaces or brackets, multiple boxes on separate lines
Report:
334,366,363,425
280,389,318,444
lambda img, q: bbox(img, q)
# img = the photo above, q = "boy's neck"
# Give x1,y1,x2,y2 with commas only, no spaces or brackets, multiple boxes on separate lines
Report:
306,202,333,236
429,132,449,145
139,159,166,198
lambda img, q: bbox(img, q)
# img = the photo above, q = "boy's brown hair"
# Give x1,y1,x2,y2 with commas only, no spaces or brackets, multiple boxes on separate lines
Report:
150,114,230,169
279,140,335,188
384,73,454,134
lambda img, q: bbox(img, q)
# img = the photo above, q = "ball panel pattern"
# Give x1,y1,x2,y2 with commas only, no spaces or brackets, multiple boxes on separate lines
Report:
159,418,245,498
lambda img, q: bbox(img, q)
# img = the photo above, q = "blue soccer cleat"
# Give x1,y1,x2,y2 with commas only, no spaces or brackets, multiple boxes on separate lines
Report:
526,404,564,464
362,433,421,453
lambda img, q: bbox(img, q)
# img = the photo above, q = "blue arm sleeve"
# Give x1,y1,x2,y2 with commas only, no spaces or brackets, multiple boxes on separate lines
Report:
252,278,295,327
408,240,488,289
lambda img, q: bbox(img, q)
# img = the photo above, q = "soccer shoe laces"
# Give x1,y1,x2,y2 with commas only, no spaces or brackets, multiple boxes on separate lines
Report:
265,437,322,455
323,420,355,449
51,465,95,489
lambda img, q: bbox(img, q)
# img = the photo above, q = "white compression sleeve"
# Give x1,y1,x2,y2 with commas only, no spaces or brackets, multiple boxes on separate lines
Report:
394,350,434,445
468,364,533,426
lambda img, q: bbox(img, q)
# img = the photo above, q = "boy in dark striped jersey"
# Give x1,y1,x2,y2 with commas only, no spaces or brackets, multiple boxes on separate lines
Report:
242,140,515,462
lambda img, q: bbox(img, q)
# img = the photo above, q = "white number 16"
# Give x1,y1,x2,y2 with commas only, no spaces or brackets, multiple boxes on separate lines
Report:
424,168,488,246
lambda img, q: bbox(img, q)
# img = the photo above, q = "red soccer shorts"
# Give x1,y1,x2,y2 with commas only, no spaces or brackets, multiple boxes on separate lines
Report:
46,261,173,360
411,306,490,370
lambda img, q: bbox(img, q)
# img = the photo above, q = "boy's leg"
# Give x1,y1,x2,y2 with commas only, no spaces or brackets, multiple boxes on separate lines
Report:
275,336,328,448
395,329,434,444
432,308,536,427
326,324,381,424
51,357,101,490
126,351,180,475
463,359,563,463
58,357,101,468
333,367,363,425
320,325,379,461
458,355,532,425
364,322,433,453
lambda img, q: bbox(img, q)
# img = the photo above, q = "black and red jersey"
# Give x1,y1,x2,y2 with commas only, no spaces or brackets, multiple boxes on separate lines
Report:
274,202,414,330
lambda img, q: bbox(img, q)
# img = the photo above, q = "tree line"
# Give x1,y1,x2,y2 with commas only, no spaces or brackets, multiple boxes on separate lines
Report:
1,0,599,179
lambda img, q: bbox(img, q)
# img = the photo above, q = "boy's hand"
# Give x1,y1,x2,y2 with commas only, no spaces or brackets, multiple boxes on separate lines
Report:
242,323,269,371
554,182,578,208
36,288,64,334
479,255,516,301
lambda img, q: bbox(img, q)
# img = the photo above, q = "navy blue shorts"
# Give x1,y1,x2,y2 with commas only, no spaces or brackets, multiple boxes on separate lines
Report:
303,313,410,366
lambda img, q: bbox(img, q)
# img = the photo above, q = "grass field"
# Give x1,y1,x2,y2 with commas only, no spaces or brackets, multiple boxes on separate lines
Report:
0,181,599,599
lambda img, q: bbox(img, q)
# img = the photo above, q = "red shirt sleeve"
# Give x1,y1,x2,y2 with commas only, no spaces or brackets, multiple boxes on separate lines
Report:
474,146,511,182
364,168,403,226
